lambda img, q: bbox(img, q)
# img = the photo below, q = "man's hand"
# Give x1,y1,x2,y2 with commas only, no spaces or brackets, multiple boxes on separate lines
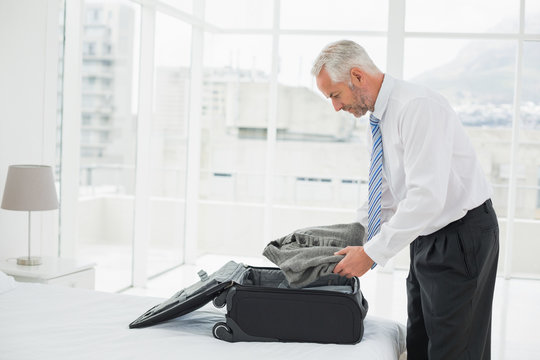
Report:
333,246,374,278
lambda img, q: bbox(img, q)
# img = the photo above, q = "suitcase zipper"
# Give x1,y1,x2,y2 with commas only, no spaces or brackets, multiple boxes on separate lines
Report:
234,284,354,298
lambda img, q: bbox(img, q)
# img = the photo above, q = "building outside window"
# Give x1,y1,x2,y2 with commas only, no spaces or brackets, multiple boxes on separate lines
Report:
56,0,540,292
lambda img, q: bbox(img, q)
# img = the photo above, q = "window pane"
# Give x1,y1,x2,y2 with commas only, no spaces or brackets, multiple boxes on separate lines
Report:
526,0,540,33
146,12,191,277
205,0,273,29
274,36,386,225
513,41,540,276
405,0,519,33
280,0,388,31
159,0,192,14
78,0,141,292
55,0,65,184
199,34,271,256
404,38,516,274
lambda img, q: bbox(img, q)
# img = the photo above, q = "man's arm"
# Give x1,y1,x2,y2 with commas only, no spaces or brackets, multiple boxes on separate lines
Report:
336,97,457,274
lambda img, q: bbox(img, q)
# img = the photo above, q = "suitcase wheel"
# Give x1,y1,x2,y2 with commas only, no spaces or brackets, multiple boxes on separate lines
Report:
212,296,226,308
213,322,233,341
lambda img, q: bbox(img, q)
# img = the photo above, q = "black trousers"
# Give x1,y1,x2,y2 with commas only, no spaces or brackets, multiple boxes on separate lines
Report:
406,199,499,360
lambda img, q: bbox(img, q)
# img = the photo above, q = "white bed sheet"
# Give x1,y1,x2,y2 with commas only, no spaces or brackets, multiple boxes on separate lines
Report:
0,282,406,360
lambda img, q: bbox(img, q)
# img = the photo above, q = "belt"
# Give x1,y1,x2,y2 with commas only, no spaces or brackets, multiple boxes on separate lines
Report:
418,199,493,240
463,199,492,218
446,199,493,229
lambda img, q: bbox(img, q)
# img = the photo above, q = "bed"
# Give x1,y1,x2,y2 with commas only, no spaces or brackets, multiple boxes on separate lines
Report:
0,271,406,360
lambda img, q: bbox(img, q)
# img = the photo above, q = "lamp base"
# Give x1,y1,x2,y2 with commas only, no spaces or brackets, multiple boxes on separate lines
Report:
17,256,42,266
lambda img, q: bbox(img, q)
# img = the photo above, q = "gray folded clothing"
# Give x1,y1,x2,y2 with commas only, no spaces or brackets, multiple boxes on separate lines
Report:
262,223,366,288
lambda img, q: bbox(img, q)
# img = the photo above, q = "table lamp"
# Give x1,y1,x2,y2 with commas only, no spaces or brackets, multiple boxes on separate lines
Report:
1,165,59,266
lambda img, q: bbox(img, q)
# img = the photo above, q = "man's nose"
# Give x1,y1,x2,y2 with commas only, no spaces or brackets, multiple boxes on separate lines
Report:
331,98,343,112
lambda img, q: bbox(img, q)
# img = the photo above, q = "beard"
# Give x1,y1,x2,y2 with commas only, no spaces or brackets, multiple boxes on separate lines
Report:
345,83,372,118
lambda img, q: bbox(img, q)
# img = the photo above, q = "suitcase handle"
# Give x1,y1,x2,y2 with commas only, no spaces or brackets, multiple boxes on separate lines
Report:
197,270,209,282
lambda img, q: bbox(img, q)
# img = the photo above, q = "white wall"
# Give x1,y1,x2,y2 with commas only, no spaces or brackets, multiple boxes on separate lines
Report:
0,0,60,259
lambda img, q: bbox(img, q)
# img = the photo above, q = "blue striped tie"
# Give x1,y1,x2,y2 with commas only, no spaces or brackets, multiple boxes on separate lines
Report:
367,113,382,268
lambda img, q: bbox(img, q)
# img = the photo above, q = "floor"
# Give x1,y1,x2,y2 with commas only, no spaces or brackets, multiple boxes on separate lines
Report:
122,254,540,360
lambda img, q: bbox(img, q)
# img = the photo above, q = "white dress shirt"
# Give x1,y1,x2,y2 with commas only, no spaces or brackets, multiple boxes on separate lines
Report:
359,74,492,267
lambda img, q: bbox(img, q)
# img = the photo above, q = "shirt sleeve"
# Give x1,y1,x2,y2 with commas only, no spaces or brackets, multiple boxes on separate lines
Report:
363,97,456,266
356,199,368,228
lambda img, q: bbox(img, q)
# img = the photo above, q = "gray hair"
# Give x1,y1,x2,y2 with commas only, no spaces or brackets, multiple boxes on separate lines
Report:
311,40,380,83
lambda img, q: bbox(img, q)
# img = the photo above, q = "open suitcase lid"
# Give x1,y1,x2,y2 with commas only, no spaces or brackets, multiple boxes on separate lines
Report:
129,261,246,328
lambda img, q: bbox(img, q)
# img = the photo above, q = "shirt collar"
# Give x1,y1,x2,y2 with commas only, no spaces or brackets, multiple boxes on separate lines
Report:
371,74,394,121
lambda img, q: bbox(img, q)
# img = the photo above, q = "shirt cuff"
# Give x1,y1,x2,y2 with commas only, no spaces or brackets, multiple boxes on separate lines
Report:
363,234,390,267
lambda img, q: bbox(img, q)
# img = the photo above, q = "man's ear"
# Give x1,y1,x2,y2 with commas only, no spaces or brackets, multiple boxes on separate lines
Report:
350,67,363,86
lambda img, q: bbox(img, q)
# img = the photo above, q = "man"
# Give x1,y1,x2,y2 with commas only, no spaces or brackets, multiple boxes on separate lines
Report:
311,40,499,360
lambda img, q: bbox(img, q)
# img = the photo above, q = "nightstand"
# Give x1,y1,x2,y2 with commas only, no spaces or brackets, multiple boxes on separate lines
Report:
0,256,96,289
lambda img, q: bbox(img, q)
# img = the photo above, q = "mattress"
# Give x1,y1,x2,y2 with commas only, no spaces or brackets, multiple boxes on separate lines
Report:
0,280,406,360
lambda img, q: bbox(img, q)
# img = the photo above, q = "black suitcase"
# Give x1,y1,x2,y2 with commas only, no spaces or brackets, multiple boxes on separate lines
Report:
129,261,368,344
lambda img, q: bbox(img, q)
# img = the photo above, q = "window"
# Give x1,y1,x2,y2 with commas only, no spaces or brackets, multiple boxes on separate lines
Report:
405,0,520,33
512,40,540,276
280,0,387,31
199,33,272,255
57,0,540,288
159,0,193,14
205,0,273,29
77,0,141,292
146,11,192,276
525,0,540,33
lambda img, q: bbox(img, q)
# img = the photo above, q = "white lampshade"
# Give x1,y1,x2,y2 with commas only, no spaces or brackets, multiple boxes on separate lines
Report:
1,165,59,211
